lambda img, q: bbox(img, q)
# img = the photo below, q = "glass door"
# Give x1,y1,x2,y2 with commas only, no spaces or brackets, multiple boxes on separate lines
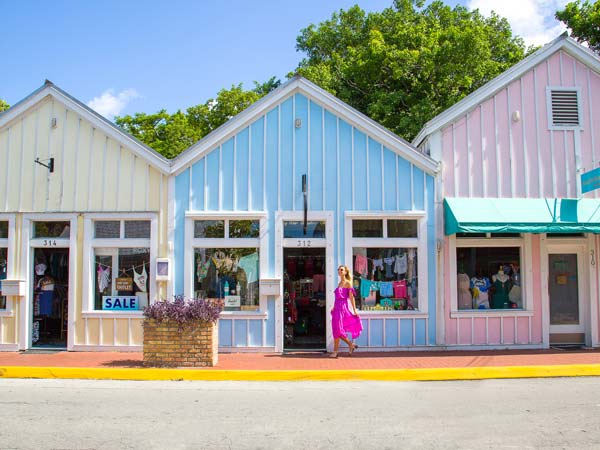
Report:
548,250,585,344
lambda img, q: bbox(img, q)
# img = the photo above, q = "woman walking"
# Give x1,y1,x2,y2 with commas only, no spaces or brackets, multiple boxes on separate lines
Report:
330,265,363,358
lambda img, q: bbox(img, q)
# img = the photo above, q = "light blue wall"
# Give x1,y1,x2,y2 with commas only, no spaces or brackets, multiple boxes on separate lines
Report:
173,92,436,349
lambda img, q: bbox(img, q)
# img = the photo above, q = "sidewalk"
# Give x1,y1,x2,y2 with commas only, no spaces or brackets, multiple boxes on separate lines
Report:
1,348,600,381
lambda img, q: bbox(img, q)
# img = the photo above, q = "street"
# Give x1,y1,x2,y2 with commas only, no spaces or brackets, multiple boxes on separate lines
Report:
1,377,599,449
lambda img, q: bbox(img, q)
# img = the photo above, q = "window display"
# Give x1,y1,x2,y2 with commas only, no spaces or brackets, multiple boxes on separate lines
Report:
193,248,259,311
456,247,522,310
352,247,418,311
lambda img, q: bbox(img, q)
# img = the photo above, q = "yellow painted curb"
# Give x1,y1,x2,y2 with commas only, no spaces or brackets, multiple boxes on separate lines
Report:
1,364,600,381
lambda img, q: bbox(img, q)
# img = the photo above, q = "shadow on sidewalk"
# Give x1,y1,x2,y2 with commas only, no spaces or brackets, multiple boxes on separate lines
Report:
100,359,144,368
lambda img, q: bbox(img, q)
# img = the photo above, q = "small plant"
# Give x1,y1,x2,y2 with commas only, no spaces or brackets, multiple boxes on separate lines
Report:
143,295,224,328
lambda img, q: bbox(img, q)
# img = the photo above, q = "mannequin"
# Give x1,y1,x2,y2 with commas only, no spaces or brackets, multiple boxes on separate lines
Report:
508,262,522,308
457,265,472,309
37,269,55,316
491,266,511,309
470,270,491,309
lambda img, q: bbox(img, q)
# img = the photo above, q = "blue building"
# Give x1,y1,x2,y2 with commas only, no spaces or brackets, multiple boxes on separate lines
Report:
170,77,439,352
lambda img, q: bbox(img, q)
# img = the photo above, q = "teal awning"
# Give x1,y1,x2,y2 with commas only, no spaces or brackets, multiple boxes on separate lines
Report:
444,197,600,235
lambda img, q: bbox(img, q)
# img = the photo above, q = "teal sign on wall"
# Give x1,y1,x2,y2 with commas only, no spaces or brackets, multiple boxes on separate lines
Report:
581,167,600,194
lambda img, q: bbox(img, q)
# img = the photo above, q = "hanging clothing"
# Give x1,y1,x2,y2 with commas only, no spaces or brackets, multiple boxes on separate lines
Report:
457,272,472,309
491,276,511,309
331,287,362,339
133,264,147,292
394,254,407,274
379,281,393,298
354,254,368,277
238,252,259,283
98,266,110,292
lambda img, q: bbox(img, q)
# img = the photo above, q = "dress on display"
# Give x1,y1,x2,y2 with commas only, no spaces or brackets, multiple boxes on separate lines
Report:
457,272,472,309
331,287,363,339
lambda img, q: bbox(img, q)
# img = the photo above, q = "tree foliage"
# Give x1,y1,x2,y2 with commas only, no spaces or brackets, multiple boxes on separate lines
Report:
0,99,9,113
556,0,600,53
115,78,280,158
293,0,528,141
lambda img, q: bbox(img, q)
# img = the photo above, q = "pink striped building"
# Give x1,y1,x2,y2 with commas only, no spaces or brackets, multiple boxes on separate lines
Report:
415,36,600,349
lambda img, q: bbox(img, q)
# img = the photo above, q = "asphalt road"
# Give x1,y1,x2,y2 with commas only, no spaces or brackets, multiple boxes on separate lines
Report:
1,377,599,449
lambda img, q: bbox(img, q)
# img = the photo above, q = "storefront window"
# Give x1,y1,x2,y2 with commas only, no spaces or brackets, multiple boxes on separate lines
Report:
0,248,7,309
352,220,383,238
0,221,8,239
33,221,70,238
193,248,259,311
94,248,150,311
456,246,522,310
90,218,152,312
229,220,260,238
194,220,225,238
352,247,418,311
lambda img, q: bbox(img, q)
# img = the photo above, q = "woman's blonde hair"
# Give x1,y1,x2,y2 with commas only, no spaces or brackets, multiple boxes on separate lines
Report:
338,265,353,285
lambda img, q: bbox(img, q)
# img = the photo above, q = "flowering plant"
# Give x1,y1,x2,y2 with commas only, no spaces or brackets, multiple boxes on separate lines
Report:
143,295,224,327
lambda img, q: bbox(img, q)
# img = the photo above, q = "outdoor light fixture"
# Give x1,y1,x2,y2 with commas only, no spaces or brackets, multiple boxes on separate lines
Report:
35,157,54,173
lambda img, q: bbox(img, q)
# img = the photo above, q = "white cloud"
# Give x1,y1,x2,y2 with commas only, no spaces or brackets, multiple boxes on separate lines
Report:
466,0,570,47
87,88,140,120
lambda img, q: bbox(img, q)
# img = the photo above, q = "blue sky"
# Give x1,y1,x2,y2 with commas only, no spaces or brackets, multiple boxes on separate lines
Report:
1,0,568,119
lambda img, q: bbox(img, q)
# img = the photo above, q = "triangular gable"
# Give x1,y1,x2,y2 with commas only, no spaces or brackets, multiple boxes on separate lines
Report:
413,35,600,147
0,80,170,174
171,76,439,175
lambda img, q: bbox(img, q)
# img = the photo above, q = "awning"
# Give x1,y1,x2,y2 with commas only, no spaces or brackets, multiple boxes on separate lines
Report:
444,197,600,235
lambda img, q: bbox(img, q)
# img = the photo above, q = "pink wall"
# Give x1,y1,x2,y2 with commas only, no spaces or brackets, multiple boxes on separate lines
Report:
441,50,600,200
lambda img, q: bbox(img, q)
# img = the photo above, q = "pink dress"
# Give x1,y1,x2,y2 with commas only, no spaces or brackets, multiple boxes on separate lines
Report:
331,287,363,339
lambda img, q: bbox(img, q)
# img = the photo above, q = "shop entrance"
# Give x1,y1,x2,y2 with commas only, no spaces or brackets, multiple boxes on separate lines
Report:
283,248,326,350
31,248,69,348
548,249,586,346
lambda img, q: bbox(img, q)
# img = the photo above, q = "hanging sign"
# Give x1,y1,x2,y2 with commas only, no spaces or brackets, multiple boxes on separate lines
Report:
102,296,139,310
581,167,600,194
115,277,133,291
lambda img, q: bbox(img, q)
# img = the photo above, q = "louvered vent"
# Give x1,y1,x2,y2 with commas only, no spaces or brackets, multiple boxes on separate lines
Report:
550,90,580,127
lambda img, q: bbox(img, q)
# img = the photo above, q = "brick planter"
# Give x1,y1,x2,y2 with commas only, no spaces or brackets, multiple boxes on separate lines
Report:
143,319,218,367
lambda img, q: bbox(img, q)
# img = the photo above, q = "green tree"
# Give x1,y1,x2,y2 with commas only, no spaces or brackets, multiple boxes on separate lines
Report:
293,0,528,141
116,79,280,158
0,99,9,113
556,0,600,53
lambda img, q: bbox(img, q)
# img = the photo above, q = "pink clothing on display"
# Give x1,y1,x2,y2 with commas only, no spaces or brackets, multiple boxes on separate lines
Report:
354,254,368,277
312,274,325,293
392,280,407,298
331,287,363,339
304,258,314,277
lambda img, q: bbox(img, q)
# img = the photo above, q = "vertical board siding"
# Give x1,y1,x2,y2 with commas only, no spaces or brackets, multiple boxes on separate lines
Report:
442,50,600,200
176,92,435,349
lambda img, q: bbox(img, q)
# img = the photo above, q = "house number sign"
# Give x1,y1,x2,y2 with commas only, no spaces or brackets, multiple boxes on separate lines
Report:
296,239,312,247
42,240,57,247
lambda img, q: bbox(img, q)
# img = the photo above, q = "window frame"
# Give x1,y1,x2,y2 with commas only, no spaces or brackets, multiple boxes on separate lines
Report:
448,234,534,317
345,211,428,315
0,214,16,316
184,212,268,317
82,213,157,317
546,86,583,131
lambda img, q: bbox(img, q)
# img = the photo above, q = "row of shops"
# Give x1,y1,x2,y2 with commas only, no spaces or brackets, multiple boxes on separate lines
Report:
1,35,600,352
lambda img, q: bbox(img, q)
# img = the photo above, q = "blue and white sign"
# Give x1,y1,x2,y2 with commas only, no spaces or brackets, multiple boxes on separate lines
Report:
581,167,600,194
102,296,139,310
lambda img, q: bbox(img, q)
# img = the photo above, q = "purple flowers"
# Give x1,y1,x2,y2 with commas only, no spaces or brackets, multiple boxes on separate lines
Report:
143,295,224,327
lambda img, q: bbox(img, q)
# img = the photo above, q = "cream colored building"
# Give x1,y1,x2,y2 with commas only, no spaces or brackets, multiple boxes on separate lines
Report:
0,81,170,351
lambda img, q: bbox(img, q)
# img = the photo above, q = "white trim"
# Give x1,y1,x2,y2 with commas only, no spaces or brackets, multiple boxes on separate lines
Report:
413,36,600,146
81,311,144,319
275,210,335,352
0,343,19,352
71,344,142,352
82,213,157,314
0,214,17,315
344,212,428,316
171,77,438,175
19,213,78,350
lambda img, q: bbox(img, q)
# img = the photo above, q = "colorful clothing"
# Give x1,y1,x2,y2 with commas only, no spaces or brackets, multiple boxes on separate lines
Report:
379,281,393,298
354,254,368,277
392,280,407,298
238,252,259,283
331,287,362,339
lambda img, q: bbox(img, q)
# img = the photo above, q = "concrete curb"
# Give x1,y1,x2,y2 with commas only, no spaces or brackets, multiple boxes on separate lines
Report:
1,364,600,381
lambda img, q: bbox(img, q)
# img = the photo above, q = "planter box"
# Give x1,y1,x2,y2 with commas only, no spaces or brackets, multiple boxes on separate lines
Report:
143,319,218,367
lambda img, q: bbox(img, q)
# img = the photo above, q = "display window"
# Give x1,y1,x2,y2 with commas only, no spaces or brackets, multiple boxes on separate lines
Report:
456,246,522,310
87,218,153,312
190,218,262,312
348,217,423,312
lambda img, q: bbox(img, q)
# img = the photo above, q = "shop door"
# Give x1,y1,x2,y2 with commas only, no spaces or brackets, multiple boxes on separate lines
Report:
548,251,585,345
32,247,69,348
283,248,327,350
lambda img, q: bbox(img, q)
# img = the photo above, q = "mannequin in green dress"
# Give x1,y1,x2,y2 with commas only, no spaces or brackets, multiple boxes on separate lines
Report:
491,266,511,309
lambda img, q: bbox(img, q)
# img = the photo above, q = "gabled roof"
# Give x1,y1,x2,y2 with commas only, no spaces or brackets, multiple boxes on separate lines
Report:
413,34,600,147
171,76,439,175
0,80,170,173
